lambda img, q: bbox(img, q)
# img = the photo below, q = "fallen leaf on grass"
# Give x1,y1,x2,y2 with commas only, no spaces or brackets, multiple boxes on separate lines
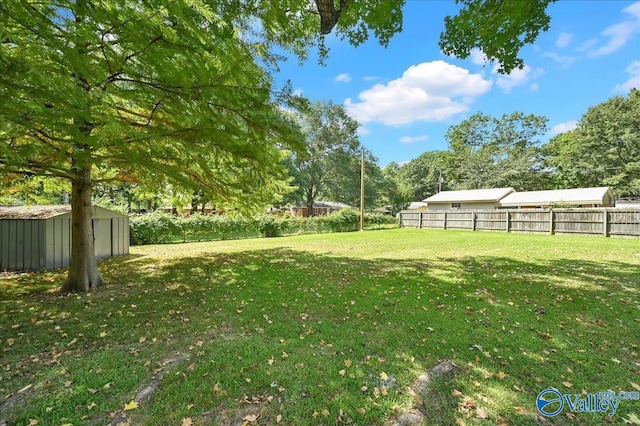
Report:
338,369,346,376
631,383,640,391
344,359,352,368
380,371,388,381
276,414,282,423
124,400,139,410
476,407,489,419
624,413,640,424
562,381,573,388
452,389,463,397
17,384,33,394
182,417,193,426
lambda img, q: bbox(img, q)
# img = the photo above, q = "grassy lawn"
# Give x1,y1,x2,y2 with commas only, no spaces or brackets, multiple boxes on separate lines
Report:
1,228,639,425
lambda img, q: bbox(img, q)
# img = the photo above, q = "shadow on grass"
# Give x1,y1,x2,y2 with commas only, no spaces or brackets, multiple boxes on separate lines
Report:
1,245,638,425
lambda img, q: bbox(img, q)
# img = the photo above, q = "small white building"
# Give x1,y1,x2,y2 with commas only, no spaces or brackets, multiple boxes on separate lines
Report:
423,188,515,211
499,187,614,208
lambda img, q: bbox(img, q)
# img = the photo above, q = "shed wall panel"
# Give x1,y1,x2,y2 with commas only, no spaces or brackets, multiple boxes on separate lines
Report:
8,220,17,269
37,221,46,270
0,220,8,268
16,220,24,270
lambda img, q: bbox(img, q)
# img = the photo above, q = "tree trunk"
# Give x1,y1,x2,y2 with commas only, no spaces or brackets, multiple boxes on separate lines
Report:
306,197,315,217
61,165,105,293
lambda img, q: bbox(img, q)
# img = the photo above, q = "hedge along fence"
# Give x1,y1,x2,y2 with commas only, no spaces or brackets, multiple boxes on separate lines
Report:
129,209,398,245
399,208,640,238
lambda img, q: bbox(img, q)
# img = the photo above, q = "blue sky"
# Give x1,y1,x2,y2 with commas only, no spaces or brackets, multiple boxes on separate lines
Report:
276,0,640,167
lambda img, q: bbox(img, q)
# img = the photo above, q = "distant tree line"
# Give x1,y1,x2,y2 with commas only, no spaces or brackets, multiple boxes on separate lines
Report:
3,89,638,216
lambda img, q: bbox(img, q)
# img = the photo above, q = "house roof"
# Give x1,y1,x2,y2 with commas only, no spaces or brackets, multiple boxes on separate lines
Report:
407,202,427,210
499,187,612,207
314,201,353,209
0,205,127,219
423,188,514,203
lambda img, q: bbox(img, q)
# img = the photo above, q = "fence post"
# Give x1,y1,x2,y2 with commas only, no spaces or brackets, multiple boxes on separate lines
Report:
505,211,510,232
443,211,447,229
603,209,609,237
549,209,554,235
471,211,476,231
419,211,423,229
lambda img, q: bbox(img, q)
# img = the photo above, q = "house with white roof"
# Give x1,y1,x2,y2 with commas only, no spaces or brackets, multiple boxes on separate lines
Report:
499,187,614,208
423,188,515,211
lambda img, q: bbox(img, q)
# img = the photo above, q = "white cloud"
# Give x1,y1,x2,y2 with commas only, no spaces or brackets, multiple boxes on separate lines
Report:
542,52,579,69
555,32,574,48
577,38,598,52
469,48,490,65
399,134,430,144
344,60,492,126
363,75,380,82
587,1,640,57
614,60,640,92
334,73,351,83
292,88,303,97
529,83,539,92
357,126,371,136
494,65,544,93
549,120,578,136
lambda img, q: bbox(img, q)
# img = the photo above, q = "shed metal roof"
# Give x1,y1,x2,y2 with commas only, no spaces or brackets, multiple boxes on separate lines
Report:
423,188,514,203
0,205,126,219
499,187,612,207
0,205,72,219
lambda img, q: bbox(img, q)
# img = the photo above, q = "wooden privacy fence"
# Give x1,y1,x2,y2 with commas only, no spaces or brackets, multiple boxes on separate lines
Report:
399,209,640,237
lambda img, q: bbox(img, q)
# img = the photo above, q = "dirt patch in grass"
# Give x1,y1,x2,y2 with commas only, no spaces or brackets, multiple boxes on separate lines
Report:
390,360,458,426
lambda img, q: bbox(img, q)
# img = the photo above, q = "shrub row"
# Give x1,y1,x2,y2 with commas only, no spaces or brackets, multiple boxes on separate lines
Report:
129,209,397,245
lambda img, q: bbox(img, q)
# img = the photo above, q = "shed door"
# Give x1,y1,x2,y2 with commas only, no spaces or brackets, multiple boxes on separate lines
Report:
93,219,112,259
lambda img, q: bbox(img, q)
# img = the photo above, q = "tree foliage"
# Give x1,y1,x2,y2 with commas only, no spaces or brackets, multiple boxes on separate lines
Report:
380,162,412,215
440,0,555,73
286,100,367,215
445,112,549,190
397,151,449,201
1,0,313,291
545,89,640,196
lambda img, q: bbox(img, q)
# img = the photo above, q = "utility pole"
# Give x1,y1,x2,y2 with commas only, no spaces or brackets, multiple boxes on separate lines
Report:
360,149,365,232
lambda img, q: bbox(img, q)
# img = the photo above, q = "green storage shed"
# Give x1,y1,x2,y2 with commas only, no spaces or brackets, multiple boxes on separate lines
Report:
0,205,129,271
